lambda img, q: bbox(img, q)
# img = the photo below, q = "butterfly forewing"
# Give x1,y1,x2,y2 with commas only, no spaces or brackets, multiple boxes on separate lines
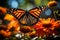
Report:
9,9,25,20
13,9,25,19
29,7,41,18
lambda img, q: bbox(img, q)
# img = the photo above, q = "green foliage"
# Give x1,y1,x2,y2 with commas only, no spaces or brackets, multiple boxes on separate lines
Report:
34,0,50,6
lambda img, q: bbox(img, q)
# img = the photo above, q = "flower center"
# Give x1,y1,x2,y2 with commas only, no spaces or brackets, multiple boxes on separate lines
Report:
43,23,52,28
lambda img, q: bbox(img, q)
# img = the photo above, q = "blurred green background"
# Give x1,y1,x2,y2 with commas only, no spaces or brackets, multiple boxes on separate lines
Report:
0,0,60,10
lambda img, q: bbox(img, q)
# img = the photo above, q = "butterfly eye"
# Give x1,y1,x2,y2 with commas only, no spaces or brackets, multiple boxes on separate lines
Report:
29,7,42,19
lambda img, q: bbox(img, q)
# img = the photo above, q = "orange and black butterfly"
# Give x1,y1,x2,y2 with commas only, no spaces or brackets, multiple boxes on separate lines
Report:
7,7,42,26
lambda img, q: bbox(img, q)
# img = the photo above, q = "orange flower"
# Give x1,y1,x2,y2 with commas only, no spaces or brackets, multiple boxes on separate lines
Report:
47,1,57,7
4,14,20,33
0,30,11,37
0,7,7,14
20,26,32,33
28,31,36,38
0,14,20,37
4,14,16,21
33,18,60,37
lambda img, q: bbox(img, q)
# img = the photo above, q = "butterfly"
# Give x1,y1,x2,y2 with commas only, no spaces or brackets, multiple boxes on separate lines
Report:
7,7,42,26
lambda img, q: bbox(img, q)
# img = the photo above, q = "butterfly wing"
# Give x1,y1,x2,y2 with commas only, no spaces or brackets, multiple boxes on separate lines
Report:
7,8,42,26
20,14,28,25
29,7,42,19
27,14,38,25
8,8,25,20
